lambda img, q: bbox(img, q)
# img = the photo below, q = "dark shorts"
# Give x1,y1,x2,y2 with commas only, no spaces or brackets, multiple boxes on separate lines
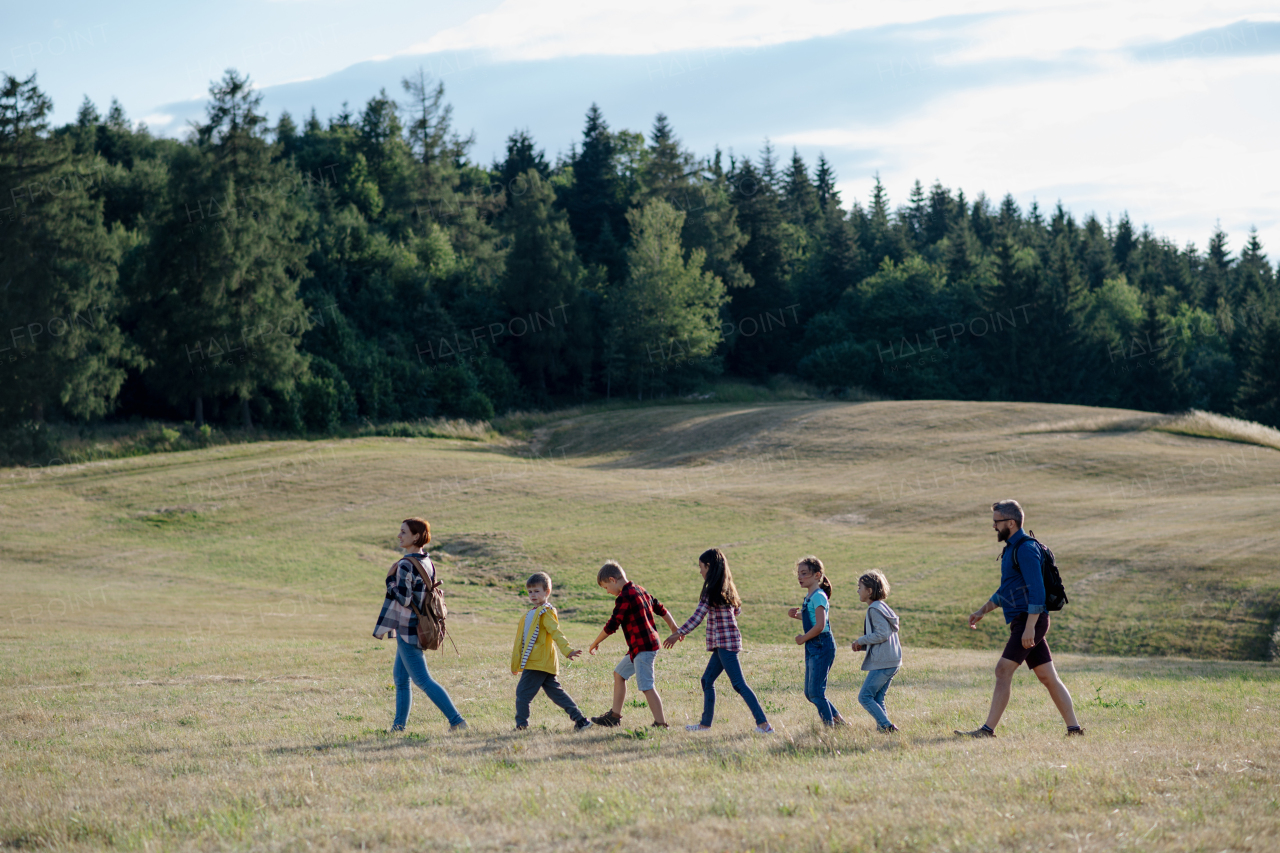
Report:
1001,612,1053,669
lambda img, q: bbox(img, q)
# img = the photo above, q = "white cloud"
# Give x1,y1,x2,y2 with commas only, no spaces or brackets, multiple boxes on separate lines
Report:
788,52,1280,250
406,0,1278,62
139,113,175,127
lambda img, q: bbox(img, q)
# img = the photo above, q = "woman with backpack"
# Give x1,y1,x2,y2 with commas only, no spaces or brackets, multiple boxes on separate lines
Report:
373,517,467,732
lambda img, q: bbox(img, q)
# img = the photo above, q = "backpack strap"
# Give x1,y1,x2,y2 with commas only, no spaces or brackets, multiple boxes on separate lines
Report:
402,554,438,610
1008,535,1039,572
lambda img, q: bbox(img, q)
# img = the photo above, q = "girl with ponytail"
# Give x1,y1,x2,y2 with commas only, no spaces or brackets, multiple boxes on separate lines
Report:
663,548,773,733
788,556,847,726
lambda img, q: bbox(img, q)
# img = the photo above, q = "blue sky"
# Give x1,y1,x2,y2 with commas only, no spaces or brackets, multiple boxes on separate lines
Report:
7,1,1279,255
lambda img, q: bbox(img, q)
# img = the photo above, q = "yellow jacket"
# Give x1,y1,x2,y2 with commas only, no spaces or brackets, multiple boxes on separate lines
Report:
510,604,575,675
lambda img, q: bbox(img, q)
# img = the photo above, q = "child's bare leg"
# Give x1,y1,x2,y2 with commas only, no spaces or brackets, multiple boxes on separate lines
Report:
643,688,665,725
611,671,627,716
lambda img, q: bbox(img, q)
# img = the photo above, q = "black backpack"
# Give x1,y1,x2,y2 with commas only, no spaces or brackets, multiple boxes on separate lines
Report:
1009,531,1069,612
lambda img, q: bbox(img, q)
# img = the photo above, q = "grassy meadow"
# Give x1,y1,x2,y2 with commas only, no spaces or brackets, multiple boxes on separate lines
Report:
2,399,1279,851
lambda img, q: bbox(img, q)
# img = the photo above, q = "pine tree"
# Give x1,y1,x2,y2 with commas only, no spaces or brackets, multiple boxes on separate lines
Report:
1113,212,1136,273
135,69,311,427
610,200,727,397
560,104,628,280
494,129,549,205
924,180,952,246
1234,309,1280,427
905,179,927,248
639,113,695,206
814,154,840,214
498,169,585,396
1203,225,1233,308
0,73,140,424
680,149,752,292
782,149,819,228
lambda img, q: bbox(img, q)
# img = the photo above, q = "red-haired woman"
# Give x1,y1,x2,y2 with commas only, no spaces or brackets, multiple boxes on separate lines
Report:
373,518,467,732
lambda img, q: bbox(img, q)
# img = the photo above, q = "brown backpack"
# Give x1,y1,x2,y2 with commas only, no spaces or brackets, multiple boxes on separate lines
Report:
404,555,448,651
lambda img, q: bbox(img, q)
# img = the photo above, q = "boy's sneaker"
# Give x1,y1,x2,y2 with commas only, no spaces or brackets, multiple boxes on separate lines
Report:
954,725,995,738
755,723,775,734
685,724,711,731
573,718,594,732
450,720,468,732
878,724,900,733
590,710,623,727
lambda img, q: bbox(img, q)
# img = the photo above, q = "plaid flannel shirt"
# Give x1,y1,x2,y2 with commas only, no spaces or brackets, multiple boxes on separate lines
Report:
677,600,743,652
603,581,669,659
372,555,435,649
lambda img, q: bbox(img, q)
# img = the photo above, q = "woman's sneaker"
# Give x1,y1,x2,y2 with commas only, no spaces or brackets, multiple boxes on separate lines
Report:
755,723,775,733
878,724,899,733
590,710,623,727
573,718,594,732
685,724,711,731
450,720,468,732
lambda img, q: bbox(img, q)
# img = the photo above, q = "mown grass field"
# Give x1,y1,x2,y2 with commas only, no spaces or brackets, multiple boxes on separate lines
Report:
2,399,1279,851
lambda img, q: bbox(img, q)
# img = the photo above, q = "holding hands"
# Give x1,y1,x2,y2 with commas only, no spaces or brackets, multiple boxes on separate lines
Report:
662,632,684,649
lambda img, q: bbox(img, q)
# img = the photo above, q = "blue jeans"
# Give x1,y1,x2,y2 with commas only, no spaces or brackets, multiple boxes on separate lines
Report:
804,634,840,724
393,636,464,728
857,666,898,728
700,649,768,727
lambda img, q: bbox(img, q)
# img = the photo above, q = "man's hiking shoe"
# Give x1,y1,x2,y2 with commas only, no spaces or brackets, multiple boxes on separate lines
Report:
1067,726,1086,737
590,710,623,727
755,723,775,734
650,721,669,729
573,718,594,732
878,724,900,733
954,726,995,738
685,724,711,731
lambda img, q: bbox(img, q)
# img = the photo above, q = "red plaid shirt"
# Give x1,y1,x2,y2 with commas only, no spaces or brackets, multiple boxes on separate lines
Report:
677,600,743,651
603,581,669,658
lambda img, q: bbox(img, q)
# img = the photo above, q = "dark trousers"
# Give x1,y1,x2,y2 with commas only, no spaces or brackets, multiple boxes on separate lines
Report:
701,649,768,726
515,669,585,727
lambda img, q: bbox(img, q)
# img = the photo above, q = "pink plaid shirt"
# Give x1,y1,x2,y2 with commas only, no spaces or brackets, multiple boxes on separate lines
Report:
677,600,743,651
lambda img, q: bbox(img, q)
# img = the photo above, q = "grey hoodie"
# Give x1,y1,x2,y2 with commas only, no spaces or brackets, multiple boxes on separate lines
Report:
854,600,902,671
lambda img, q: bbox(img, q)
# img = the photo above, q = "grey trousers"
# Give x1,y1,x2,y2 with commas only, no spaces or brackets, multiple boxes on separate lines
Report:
515,669,585,727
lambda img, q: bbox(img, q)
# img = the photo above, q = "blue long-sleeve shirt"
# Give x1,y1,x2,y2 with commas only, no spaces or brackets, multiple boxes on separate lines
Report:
990,528,1045,623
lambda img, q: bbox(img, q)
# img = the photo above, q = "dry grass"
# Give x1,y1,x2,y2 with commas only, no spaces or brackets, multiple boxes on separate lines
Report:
1024,408,1280,451
1,618,1277,852
2,399,1280,850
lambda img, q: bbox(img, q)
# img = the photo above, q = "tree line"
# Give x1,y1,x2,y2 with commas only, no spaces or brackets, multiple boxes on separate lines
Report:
2,68,1277,438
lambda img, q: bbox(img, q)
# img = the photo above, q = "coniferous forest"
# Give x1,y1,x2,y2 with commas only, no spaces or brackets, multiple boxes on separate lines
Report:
3,69,1278,452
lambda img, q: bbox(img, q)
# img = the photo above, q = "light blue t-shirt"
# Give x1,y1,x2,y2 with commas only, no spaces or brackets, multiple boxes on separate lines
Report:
802,589,832,635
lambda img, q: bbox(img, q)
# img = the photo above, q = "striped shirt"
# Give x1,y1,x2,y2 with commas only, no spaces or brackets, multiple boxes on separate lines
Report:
677,600,743,652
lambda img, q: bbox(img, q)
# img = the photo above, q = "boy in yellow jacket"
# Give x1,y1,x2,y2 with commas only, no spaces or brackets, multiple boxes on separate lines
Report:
512,572,592,731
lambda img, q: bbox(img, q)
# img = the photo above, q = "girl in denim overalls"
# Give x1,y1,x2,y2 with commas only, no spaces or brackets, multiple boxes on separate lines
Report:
788,556,846,726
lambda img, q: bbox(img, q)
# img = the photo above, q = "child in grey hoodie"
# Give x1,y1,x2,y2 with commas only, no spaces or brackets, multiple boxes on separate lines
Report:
851,570,902,732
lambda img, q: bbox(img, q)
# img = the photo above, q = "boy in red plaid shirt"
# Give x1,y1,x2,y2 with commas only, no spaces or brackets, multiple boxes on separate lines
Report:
587,560,679,728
